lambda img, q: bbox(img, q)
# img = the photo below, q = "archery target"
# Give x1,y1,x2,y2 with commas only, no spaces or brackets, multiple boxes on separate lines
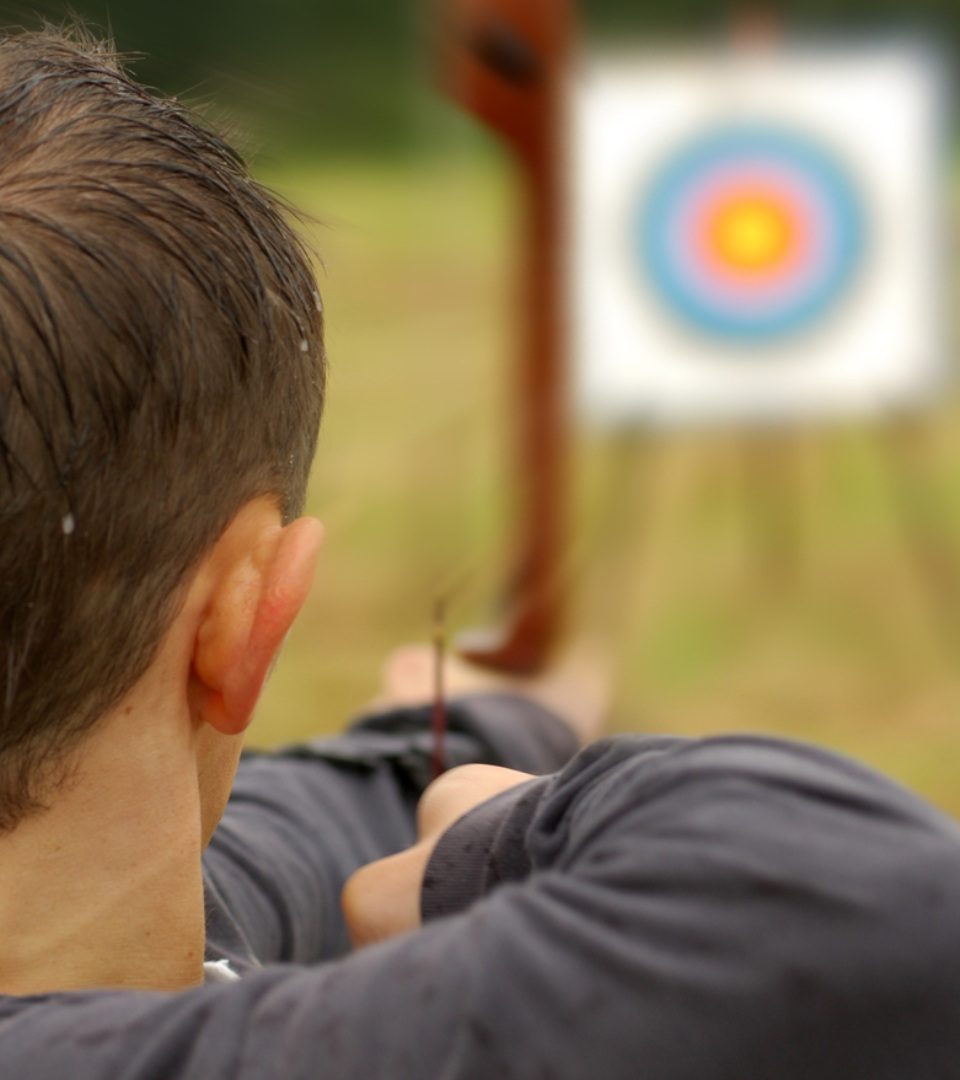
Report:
638,126,865,342
570,45,947,426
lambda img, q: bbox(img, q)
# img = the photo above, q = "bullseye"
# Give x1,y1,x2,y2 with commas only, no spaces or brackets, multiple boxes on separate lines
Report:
706,191,795,274
635,127,865,342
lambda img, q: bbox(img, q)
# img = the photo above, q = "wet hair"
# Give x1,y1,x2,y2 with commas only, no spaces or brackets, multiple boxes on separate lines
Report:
0,27,325,830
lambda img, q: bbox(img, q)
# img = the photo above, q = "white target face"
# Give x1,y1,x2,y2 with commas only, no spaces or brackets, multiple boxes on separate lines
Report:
569,44,947,427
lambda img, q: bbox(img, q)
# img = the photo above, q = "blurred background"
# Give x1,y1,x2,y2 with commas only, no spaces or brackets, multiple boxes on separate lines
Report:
5,0,960,809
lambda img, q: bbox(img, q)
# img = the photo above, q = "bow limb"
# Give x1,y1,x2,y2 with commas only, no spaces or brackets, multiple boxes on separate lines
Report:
437,0,575,675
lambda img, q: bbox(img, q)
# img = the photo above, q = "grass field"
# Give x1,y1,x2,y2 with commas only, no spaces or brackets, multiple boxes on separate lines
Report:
249,154,960,816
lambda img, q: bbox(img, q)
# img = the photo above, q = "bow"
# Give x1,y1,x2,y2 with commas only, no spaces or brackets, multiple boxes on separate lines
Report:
436,0,575,677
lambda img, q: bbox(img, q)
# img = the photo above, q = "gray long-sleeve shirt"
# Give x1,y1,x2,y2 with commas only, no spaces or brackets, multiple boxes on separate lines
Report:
3,695,960,1078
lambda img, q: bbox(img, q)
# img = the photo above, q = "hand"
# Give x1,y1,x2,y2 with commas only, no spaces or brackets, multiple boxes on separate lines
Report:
341,764,533,949
372,643,610,746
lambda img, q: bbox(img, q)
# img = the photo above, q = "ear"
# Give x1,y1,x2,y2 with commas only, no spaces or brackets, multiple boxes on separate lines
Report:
191,509,324,736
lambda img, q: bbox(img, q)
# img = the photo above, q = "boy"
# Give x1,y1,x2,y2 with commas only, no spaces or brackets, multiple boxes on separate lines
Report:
1,26,959,1079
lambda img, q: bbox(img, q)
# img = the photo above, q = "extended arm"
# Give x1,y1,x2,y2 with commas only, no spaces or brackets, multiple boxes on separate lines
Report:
6,732,960,1078
201,692,578,964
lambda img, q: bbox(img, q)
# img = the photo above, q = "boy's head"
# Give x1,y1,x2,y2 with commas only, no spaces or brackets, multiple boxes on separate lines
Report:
0,28,325,831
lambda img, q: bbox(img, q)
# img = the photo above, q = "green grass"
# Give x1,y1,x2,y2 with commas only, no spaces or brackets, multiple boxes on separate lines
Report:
249,154,960,817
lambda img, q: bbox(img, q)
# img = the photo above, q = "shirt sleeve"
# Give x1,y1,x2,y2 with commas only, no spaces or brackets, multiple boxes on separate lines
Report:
6,732,960,1080
201,692,578,965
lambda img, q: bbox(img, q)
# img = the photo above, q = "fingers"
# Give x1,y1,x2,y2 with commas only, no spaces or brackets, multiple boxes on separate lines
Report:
341,766,534,950
342,841,434,949
380,645,435,704
373,640,612,746
416,764,535,839
381,645,500,705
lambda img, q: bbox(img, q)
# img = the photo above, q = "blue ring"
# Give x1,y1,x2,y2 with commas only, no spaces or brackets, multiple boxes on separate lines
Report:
636,126,865,342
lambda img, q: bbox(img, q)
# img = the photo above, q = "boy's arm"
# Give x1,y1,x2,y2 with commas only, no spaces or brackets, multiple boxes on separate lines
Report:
201,692,579,964
6,733,960,1079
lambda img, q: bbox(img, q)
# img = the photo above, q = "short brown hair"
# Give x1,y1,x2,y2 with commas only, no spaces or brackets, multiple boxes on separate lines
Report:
0,28,325,829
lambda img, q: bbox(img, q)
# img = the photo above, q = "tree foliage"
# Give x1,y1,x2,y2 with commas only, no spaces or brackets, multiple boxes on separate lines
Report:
0,1,951,153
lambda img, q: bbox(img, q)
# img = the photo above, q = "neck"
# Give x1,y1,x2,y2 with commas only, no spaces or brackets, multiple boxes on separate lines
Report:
0,695,206,995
